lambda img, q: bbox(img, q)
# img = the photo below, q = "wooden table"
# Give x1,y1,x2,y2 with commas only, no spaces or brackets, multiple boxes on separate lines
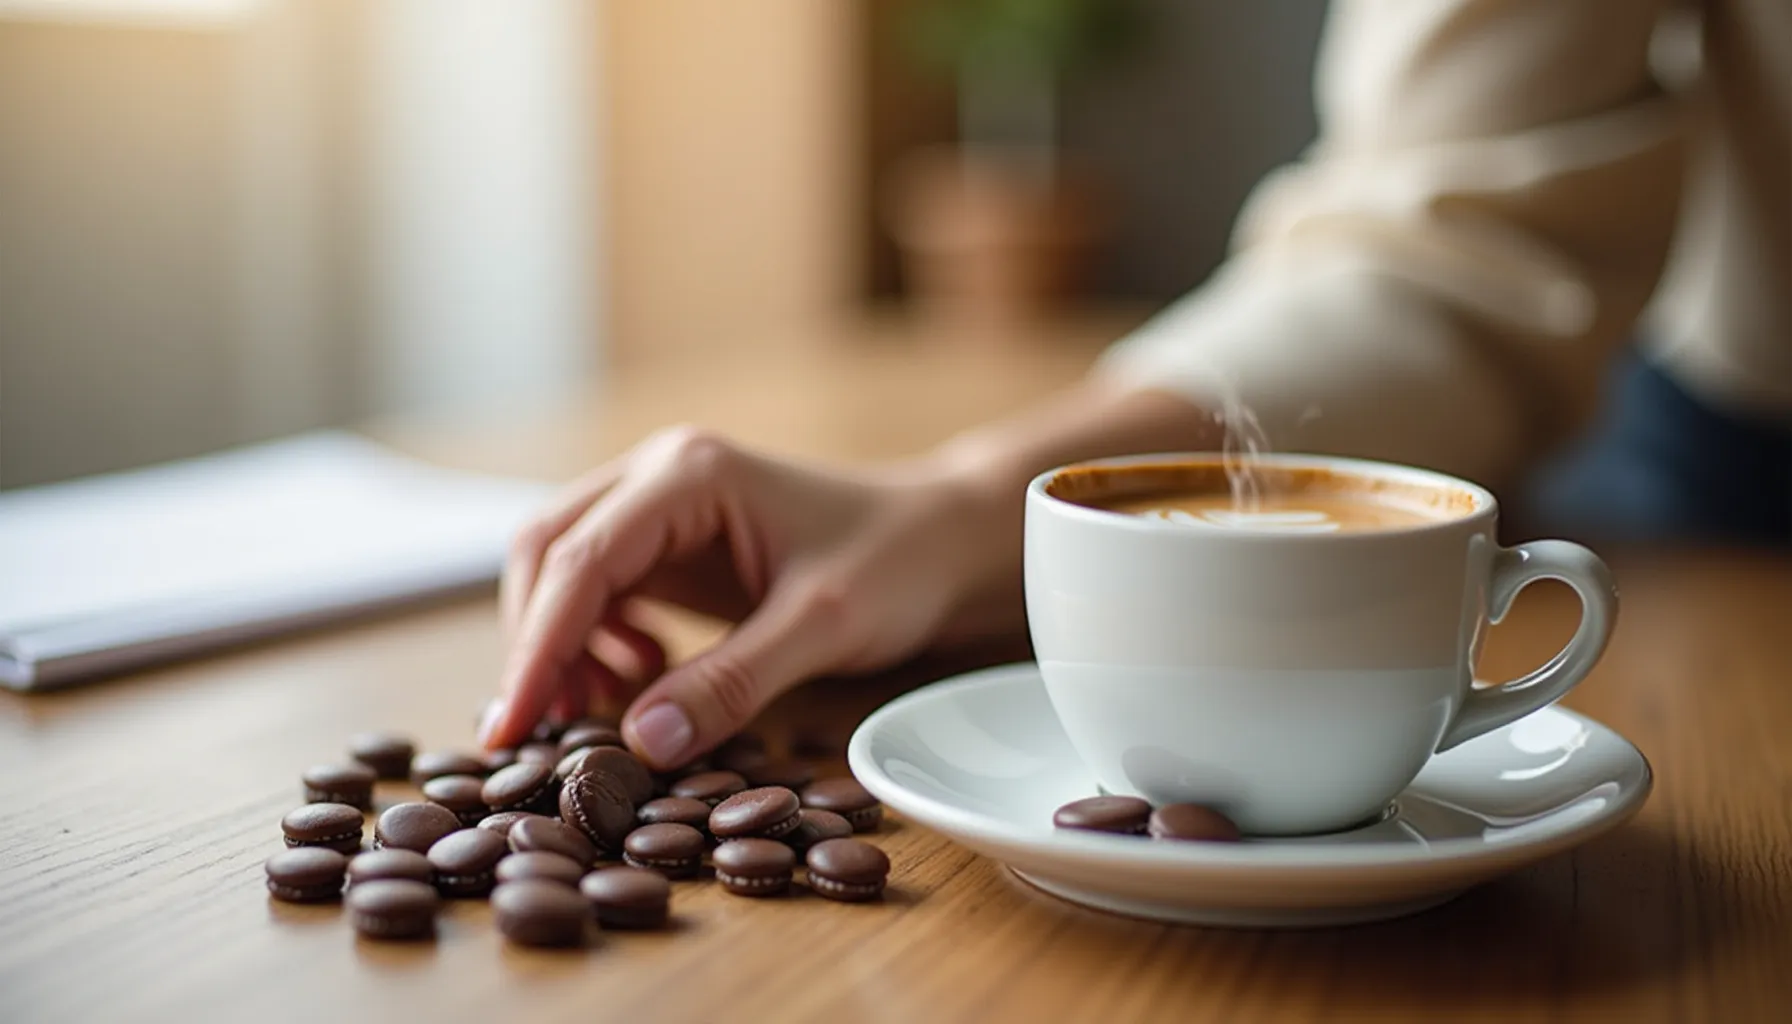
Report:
4,315,1790,1022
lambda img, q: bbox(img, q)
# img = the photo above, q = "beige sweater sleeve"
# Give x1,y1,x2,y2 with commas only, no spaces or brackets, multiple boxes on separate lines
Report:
1098,0,1686,490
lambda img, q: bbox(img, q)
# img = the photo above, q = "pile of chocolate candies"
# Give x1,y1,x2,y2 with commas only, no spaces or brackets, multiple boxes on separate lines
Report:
265,720,892,947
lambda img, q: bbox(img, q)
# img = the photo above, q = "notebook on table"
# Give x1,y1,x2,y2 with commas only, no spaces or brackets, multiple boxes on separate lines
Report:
0,431,553,691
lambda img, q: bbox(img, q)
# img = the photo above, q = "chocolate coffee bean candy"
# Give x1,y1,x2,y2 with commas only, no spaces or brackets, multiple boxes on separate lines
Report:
709,787,802,841
482,748,519,773
411,750,487,785
421,774,490,827
580,867,670,930
554,747,595,783
1052,795,1152,835
347,849,433,888
558,722,623,756
712,838,795,898
476,811,546,837
742,759,815,790
805,838,890,903
373,802,461,853
636,796,713,834
281,803,365,854
785,808,853,853
531,719,567,743
264,847,348,902
509,816,597,868
559,768,637,853
301,763,377,810
493,880,589,948
800,778,883,832
1148,803,1242,843
669,770,747,807
713,733,768,774
621,823,705,879
516,741,562,767
348,731,415,781
347,879,438,941
496,850,586,888
481,762,558,815
427,828,510,898
560,746,654,805
669,757,714,777
716,732,767,758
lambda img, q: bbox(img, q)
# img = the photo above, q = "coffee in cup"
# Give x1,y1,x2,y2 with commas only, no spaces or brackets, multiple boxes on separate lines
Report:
1024,453,1616,836
1055,461,1465,533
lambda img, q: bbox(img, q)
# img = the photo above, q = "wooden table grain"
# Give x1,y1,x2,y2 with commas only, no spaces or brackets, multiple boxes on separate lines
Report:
3,316,1790,1023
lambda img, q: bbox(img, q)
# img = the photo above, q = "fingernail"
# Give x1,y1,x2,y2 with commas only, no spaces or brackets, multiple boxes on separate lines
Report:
477,701,505,748
632,702,694,767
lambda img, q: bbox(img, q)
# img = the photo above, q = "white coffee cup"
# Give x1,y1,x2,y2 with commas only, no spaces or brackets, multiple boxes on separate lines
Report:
1024,453,1618,836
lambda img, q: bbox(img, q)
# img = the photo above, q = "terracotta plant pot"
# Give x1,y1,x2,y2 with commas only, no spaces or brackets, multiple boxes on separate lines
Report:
884,146,1099,329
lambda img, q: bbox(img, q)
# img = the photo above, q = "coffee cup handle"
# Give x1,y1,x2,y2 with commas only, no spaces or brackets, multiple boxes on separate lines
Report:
1435,540,1618,753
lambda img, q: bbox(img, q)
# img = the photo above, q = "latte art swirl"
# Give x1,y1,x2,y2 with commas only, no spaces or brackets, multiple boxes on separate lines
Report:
1091,487,1440,533
1149,508,1342,533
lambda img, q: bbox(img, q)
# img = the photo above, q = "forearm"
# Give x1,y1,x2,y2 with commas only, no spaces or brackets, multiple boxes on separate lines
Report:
895,381,1220,647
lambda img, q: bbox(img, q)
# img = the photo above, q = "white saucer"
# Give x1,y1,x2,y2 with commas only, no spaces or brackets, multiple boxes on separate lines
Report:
847,663,1651,928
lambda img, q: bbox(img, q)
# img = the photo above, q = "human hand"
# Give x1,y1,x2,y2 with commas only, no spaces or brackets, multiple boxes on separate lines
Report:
478,426,1011,768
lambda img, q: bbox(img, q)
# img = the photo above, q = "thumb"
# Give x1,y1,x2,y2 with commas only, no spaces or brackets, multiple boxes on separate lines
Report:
621,578,849,769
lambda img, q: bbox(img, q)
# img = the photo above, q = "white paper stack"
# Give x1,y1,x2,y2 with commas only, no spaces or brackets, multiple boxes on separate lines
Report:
0,432,553,690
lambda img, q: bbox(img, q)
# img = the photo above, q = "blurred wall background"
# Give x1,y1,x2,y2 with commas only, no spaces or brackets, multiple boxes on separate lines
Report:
0,0,598,487
0,0,1324,488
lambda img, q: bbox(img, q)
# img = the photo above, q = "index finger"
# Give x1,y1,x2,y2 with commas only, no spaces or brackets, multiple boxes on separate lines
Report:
499,463,623,640
481,460,732,748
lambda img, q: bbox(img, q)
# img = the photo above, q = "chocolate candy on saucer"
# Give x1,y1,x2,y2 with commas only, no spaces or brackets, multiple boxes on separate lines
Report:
805,838,889,903
508,816,597,868
302,763,378,810
742,759,814,791
496,851,586,888
669,770,747,807
800,778,883,833
636,797,713,834
560,746,654,805
621,823,705,879
708,787,802,841
281,803,365,854
1052,795,1152,835
422,774,490,827
427,828,510,898
476,811,546,838
1148,803,1242,843
580,867,671,929
559,766,637,854
347,849,433,888
348,732,415,781
373,802,461,853
411,751,487,785
712,838,795,898
347,879,438,940
481,762,558,816
557,721,623,756
785,808,853,853
265,847,348,902
493,880,589,948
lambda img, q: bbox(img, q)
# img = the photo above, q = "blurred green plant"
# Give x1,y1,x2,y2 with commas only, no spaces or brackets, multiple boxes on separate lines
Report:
901,0,1143,152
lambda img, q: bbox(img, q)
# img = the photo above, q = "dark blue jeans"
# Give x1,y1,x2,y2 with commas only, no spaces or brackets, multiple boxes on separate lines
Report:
1523,352,1792,546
